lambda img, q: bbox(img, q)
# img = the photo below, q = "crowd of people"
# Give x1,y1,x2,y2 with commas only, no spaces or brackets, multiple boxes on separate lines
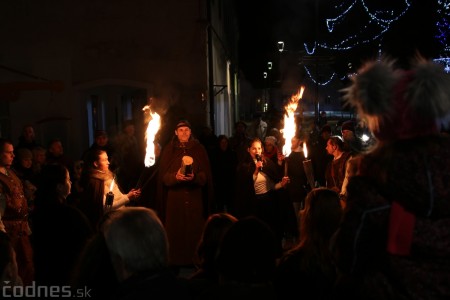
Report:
0,56,449,299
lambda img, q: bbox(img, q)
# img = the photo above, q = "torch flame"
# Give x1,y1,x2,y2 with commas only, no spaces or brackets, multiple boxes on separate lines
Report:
303,142,308,159
143,105,161,167
282,86,305,157
109,178,115,191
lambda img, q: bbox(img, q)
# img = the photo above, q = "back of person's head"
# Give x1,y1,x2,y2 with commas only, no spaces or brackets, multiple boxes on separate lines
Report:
298,188,342,248
215,216,278,284
35,163,69,205
195,213,238,269
70,232,118,297
101,207,168,281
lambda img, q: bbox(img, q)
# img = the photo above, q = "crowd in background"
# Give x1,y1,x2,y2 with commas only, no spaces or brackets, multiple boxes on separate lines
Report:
1,56,450,299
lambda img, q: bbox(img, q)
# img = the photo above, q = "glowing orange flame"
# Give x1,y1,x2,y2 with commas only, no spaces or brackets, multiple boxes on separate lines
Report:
143,105,161,167
282,86,305,157
303,142,308,159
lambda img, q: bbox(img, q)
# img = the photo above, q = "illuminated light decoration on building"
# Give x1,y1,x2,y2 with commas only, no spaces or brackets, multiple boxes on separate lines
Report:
305,0,411,52
435,0,450,73
303,65,336,86
300,1,411,86
280,2,449,87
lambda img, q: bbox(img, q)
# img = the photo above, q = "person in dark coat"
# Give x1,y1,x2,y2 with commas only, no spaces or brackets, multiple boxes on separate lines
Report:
332,56,450,299
156,119,214,268
101,207,192,300
232,138,289,250
30,164,93,286
210,135,238,212
274,188,342,300
228,121,252,164
198,216,280,300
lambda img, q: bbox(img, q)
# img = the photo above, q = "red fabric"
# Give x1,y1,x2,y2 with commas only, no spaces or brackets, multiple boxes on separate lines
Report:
387,201,416,256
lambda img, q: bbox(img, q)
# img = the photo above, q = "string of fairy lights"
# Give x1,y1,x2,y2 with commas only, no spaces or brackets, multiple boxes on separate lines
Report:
435,0,450,72
271,0,450,88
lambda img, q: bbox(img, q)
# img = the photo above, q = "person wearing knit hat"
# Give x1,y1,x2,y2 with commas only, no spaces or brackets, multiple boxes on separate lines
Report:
340,120,355,133
340,120,363,155
263,136,280,164
331,55,450,299
176,119,191,130
157,118,214,268
264,136,277,147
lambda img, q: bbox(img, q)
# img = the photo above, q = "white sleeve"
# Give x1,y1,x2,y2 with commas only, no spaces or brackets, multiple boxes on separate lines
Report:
103,180,130,211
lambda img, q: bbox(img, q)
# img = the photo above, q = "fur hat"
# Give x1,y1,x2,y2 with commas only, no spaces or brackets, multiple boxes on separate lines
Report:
342,56,450,141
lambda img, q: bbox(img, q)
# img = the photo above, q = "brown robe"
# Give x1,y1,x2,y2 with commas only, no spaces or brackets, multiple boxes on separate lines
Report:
0,170,34,285
157,138,214,266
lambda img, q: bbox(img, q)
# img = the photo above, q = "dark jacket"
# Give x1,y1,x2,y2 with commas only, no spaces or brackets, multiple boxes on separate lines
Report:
332,135,450,300
114,269,192,300
78,169,109,230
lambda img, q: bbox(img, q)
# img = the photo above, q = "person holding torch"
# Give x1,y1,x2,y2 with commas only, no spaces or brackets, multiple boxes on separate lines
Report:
78,149,141,231
233,138,290,251
156,119,214,269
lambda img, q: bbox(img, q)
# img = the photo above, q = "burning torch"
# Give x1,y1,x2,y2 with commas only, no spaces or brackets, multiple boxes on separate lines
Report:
302,143,315,190
282,86,305,176
135,105,161,190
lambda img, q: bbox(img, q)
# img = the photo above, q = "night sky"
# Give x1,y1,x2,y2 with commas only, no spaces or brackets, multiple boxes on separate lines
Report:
236,0,441,88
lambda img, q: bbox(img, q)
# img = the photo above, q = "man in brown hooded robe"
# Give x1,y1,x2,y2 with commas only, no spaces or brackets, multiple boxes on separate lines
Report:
156,120,214,268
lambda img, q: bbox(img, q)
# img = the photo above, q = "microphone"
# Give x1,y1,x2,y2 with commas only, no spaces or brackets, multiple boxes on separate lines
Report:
255,154,263,171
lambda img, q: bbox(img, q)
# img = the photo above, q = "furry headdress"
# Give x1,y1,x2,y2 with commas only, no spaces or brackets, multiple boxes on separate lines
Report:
342,56,450,141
